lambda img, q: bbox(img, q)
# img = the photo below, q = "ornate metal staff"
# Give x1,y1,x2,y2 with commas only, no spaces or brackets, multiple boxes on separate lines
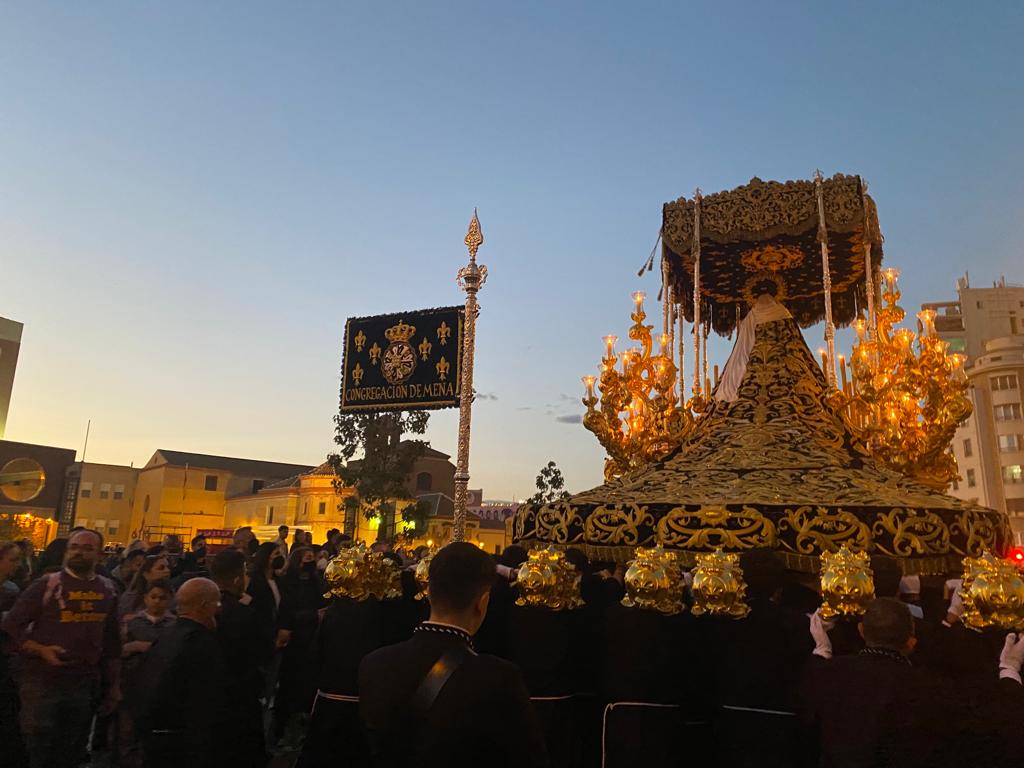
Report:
453,210,487,542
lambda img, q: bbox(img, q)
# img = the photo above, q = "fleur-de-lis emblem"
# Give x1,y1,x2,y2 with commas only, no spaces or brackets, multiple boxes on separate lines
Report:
369,342,382,365
418,337,432,361
437,322,451,346
352,363,364,385
436,356,449,381
354,330,367,352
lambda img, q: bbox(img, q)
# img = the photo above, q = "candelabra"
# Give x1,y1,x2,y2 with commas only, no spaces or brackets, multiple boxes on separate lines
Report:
842,268,971,489
582,292,696,480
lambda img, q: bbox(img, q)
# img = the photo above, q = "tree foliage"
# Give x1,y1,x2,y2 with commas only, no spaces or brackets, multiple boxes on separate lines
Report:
528,460,572,505
329,411,432,532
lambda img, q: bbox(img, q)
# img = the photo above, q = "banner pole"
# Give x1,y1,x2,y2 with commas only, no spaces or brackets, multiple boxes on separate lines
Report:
453,210,487,543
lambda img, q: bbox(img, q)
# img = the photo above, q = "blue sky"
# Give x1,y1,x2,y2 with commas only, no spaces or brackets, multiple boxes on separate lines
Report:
2,2,1022,500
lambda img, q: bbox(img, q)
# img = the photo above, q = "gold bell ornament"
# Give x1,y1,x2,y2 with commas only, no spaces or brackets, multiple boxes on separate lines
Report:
621,545,685,615
515,546,584,611
819,547,875,619
959,551,1024,632
690,549,750,619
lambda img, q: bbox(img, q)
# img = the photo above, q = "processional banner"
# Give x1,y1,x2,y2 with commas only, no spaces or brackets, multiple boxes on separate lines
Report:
340,306,465,412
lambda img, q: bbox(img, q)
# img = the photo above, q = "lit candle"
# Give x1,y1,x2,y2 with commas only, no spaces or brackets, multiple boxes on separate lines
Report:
854,318,866,342
603,335,618,358
632,291,646,313
839,354,848,392
713,364,720,386
581,375,596,400
659,333,670,353
883,268,900,291
818,348,827,371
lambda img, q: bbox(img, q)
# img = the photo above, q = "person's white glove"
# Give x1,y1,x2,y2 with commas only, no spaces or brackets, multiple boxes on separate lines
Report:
999,632,1024,684
808,610,835,659
943,579,964,626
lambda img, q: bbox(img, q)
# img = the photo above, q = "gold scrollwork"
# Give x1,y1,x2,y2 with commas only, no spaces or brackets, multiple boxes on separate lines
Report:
951,510,1002,557
535,502,583,545
656,505,775,551
584,504,654,547
871,508,950,557
777,506,870,555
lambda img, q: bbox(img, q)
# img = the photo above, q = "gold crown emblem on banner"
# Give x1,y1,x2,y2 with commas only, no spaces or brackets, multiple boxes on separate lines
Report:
384,320,417,344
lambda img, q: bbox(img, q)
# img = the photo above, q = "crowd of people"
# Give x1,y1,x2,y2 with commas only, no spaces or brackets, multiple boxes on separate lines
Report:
2,527,1024,768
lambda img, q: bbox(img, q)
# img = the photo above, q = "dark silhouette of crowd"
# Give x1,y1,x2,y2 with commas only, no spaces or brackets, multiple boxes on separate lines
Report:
2,529,1024,768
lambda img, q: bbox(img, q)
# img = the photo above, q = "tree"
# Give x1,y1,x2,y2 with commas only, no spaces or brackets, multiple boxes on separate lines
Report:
528,461,572,505
328,411,432,539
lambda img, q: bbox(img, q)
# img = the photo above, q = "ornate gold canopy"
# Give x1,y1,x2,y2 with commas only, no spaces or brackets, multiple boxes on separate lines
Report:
515,316,1009,574
662,174,883,336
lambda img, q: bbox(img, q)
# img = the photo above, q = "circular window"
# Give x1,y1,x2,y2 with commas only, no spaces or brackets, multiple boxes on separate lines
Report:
0,458,47,502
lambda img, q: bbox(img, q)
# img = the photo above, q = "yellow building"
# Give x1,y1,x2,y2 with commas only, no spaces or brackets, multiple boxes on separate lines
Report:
68,462,140,548
128,450,312,544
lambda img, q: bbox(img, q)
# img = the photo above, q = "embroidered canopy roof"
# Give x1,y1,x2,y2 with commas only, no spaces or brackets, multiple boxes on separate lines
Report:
662,174,884,337
514,317,1009,574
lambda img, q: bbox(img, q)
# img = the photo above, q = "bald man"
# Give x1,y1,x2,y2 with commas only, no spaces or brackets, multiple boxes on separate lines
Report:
2,529,121,768
135,577,225,767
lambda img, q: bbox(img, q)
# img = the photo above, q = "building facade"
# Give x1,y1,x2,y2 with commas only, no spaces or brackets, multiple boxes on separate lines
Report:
67,462,140,548
0,317,23,439
923,276,1024,541
127,449,313,544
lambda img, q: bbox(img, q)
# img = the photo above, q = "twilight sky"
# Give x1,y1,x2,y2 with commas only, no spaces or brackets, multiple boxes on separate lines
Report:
2,2,1022,501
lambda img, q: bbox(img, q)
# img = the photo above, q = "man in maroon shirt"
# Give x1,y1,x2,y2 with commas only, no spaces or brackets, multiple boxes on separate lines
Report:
2,528,121,768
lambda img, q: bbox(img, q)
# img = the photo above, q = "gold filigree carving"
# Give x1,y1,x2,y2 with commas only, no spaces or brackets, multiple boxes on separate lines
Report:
584,504,653,547
777,506,870,555
535,502,583,545
656,505,775,551
871,508,949,557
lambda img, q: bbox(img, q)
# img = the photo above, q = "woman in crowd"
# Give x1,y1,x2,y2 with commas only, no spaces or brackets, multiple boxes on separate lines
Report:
0,540,21,608
119,554,173,618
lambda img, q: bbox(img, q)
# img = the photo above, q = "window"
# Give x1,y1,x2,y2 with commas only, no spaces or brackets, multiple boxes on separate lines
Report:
77,518,89,528
252,479,265,494
977,301,983,309
303,501,309,517
108,520,120,535
995,403,1023,422
966,469,977,488
1003,465,1023,485
947,337,966,353
143,494,151,513
963,439,973,458
266,506,274,525
98,483,110,500
113,484,124,500
318,501,327,515
80,482,92,499
951,479,959,491
416,472,433,492
94,519,106,532
204,475,218,491
1000,435,1023,453
992,375,1019,391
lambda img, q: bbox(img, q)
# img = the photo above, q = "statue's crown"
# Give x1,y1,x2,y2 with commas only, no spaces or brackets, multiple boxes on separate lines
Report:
384,320,416,343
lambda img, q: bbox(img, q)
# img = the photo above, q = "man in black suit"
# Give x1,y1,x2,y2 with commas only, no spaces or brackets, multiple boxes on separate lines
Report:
798,597,950,768
358,541,549,768
209,548,271,767
135,577,225,768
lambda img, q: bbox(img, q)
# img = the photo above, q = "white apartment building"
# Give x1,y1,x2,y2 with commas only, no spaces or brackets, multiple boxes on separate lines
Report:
923,276,1024,541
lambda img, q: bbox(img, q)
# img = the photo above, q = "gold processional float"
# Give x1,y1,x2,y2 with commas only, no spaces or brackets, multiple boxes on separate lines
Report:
511,172,1022,623
319,174,1021,628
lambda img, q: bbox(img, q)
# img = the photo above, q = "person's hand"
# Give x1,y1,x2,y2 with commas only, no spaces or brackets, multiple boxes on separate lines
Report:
809,609,835,659
999,632,1024,684
35,644,68,667
275,629,292,649
943,579,964,626
121,640,152,657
